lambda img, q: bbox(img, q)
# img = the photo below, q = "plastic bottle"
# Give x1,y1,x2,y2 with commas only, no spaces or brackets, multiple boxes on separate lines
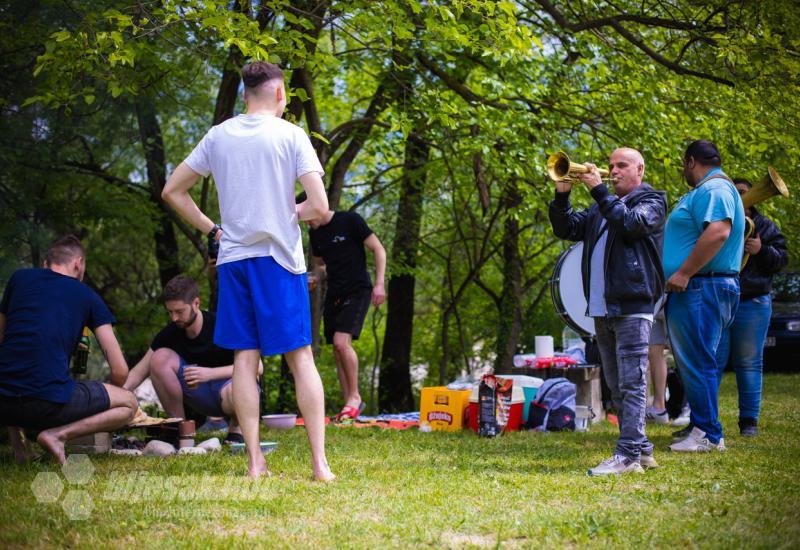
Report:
561,326,584,351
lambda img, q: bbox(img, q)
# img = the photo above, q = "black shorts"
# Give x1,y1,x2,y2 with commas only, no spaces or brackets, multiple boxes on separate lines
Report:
323,288,372,344
0,381,110,432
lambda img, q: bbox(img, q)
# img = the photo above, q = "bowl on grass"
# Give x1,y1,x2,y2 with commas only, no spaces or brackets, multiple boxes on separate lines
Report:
261,413,297,430
228,441,278,455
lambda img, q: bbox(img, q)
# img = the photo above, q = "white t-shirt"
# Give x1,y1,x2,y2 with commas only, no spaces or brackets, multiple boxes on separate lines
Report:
184,114,324,273
587,193,653,322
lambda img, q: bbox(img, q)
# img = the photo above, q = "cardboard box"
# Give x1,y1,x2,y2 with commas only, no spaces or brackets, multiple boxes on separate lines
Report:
65,432,111,454
419,387,472,431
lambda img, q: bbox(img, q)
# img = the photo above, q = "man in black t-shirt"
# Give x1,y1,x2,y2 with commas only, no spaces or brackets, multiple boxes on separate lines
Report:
125,275,255,442
308,210,386,422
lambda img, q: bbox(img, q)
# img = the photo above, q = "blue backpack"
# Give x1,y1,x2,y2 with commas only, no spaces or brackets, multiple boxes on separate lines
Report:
526,377,576,432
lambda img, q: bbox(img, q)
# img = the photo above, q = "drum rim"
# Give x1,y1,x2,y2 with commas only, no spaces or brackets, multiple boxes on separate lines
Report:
550,242,595,337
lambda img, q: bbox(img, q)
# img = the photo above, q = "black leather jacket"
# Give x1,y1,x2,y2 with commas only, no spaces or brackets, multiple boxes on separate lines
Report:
740,206,788,300
549,182,667,316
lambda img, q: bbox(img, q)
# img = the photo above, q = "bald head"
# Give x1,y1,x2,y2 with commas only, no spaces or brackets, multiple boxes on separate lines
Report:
608,147,645,197
612,148,644,169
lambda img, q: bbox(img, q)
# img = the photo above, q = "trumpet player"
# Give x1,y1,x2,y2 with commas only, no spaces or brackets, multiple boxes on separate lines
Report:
549,147,667,475
717,178,787,437
664,140,745,453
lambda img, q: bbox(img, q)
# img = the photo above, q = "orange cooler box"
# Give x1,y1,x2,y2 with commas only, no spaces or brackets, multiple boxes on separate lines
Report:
420,387,472,431
467,384,525,433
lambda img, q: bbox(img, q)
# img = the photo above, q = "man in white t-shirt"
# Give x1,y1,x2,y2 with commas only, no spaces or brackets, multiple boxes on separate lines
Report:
162,61,333,481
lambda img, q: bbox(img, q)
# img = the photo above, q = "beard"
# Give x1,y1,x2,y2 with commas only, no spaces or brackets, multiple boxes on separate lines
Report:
174,309,198,329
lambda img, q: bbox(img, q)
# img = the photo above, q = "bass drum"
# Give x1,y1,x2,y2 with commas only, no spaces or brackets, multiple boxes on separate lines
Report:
550,242,594,337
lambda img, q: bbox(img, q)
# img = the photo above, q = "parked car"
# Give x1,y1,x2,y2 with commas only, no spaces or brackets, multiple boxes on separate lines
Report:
764,271,800,372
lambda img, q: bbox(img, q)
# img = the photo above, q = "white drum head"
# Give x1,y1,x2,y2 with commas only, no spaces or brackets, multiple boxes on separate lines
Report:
552,242,595,336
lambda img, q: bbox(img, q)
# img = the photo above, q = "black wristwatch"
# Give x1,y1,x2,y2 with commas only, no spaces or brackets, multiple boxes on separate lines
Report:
208,224,222,239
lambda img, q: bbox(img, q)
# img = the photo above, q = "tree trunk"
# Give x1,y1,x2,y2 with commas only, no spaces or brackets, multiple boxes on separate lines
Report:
135,98,180,289
378,130,428,412
493,182,523,374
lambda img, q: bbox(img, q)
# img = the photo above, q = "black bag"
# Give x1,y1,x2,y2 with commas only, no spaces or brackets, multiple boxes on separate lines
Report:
526,378,576,432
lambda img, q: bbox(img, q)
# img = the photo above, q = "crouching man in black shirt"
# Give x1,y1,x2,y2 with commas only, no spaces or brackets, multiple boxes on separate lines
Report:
308,210,386,422
125,275,259,442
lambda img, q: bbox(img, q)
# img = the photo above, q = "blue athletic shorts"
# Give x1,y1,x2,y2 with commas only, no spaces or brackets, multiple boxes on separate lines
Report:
177,359,230,418
215,256,312,355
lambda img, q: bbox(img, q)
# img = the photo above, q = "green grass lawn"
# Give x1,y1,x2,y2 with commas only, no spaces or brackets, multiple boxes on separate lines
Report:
2,372,799,548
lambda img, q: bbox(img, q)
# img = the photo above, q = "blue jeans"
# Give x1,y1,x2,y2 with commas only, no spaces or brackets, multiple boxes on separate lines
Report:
594,316,653,460
717,294,771,421
666,277,739,443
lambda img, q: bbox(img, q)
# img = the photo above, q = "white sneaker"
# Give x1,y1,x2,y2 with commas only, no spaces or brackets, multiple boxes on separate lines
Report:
640,454,660,469
588,455,644,476
646,407,670,425
668,427,725,452
672,405,691,427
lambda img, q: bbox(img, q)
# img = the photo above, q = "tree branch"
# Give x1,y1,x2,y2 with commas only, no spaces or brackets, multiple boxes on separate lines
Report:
530,0,735,86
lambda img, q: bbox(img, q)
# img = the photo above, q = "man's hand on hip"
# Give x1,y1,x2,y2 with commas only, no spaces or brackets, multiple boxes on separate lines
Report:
666,271,691,292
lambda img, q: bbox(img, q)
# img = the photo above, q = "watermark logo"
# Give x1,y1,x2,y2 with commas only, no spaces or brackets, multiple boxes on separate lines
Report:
31,454,284,520
31,454,95,520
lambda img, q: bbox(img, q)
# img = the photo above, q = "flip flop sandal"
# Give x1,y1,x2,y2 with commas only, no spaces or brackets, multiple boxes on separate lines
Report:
333,402,366,424
224,432,245,445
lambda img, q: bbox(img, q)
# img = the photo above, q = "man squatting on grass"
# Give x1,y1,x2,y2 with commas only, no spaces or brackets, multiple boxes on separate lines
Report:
162,61,334,481
306,207,386,422
549,148,667,476
664,140,745,452
0,235,137,464
124,274,261,444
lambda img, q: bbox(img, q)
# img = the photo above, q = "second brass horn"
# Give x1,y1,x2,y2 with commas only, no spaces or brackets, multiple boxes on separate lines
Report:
740,166,790,269
741,166,789,210
547,151,610,182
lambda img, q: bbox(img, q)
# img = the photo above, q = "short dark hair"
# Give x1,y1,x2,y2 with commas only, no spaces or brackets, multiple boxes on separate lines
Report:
46,235,84,266
162,275,199,304
733,178,752,188
684,140,722,167
241,62,284,90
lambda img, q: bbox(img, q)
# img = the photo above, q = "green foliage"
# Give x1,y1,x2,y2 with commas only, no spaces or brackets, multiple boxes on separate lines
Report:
2,0,797,395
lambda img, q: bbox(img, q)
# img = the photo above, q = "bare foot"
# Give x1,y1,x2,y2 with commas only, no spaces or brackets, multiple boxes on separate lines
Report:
247,465,272,479
36,430,66,465
313,463,336,482
247,456,271,479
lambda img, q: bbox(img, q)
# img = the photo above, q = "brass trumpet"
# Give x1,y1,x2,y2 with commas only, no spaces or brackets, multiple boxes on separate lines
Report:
741,166,790,269
547,151,613,183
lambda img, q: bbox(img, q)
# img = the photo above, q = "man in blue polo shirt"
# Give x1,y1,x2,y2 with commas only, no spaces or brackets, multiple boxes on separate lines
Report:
0,235,136,463
663,140,745,452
